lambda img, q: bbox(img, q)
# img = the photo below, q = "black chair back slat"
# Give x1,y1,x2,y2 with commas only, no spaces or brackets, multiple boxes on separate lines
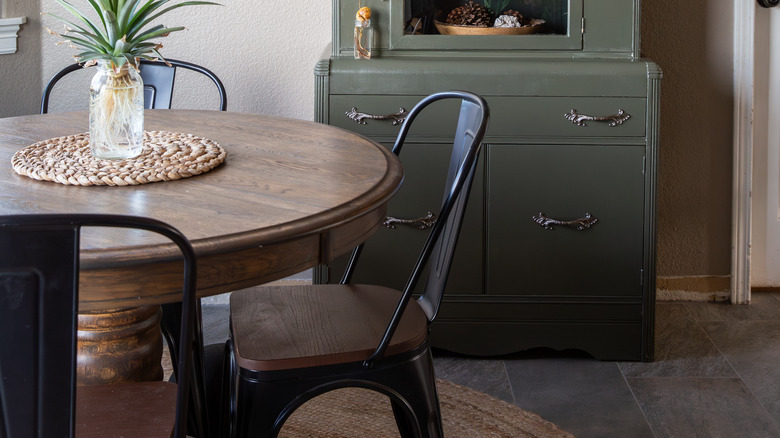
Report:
41,59,227,113
338,91,489,366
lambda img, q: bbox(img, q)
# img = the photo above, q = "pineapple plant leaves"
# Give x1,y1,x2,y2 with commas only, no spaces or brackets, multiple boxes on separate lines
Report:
46,0,221,70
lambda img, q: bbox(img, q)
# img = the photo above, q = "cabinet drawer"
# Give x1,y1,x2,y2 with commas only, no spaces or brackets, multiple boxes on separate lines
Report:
330,95,455,138
488,97,646,138
487,144,645,297
330,95,646,139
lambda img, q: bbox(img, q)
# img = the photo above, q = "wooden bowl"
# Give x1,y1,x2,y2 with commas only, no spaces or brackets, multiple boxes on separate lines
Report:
434,19,545,36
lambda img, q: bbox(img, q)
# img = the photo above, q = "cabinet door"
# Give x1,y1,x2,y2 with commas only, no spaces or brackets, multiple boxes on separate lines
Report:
328,143,484,295
487,144,645,297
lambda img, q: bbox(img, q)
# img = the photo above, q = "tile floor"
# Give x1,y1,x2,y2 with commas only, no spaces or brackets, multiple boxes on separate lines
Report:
202,292,780,438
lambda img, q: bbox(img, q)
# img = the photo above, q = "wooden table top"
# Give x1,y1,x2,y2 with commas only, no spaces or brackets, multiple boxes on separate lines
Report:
0,110,403,310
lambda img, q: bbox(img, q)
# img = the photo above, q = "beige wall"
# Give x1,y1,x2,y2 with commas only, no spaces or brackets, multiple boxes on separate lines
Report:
0,0,42,116
0,0,737,292
642,0,734,291
7,0,332,119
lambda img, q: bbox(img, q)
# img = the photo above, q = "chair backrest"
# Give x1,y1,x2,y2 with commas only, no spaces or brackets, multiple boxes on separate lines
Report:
40,59,227,114
342,91,489,366
0,214,197,438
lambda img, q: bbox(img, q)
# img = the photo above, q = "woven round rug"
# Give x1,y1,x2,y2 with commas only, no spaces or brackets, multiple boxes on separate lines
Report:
11,131,226,186
160,347,571,437
279,379,574,438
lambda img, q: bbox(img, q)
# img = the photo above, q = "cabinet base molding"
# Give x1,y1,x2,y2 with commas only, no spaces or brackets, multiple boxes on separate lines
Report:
430,321,644,362
656,276,730,302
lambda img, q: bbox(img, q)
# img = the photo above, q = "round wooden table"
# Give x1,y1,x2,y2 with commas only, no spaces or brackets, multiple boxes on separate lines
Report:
0,110,403,384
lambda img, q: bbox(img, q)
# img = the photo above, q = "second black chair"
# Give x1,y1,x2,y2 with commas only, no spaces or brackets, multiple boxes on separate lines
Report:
224,91,489,437
40,58,227,113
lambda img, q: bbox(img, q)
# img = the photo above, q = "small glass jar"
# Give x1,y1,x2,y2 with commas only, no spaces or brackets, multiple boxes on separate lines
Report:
89,61,145,159
354,19,373,59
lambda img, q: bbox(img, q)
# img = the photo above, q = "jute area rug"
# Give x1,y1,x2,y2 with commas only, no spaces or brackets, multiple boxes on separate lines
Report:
163,350,572,437
278,379,574,438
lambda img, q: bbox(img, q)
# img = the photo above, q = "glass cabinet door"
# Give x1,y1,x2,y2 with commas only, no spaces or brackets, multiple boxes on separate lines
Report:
389,0,583,51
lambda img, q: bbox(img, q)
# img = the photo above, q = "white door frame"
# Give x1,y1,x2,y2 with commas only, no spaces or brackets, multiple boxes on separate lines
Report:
732,0,755,304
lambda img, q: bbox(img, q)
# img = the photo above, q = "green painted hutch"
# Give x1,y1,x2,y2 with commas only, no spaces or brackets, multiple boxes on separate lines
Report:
315,0,660,361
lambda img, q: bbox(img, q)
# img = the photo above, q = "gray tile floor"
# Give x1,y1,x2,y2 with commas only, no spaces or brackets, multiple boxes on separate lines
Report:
202,292,780,438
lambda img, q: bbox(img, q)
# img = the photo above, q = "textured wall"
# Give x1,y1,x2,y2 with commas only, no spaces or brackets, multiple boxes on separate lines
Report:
1,1,736,283
35,0,332,119
0,0,42,117
642,0,734,277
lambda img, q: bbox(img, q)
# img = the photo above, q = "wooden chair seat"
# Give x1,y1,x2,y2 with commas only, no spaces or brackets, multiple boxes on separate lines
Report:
230,284,429,371
75,382,177,438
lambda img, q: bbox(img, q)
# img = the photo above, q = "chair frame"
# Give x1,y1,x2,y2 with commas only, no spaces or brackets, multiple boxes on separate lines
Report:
225,91,489,438
0,214,198,438
40,58,227,113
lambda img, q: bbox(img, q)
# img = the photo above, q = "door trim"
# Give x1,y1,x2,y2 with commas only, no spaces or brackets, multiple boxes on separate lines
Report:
732,0,755,304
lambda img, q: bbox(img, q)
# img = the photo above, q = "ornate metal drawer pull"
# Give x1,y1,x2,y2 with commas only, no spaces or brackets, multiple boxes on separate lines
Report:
564,109,630,127
532,212,598,231
346,107,408,125
384,212,437,230
758,0,779,8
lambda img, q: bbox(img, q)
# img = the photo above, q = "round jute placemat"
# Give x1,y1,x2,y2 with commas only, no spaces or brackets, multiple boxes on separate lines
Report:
11,131,226,186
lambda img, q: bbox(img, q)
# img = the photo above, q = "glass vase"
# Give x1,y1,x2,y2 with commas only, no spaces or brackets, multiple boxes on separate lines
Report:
89,61,144,160
354,19,373,59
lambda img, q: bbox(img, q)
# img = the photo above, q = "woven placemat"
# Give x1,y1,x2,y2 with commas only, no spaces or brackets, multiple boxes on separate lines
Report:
11,131,226,186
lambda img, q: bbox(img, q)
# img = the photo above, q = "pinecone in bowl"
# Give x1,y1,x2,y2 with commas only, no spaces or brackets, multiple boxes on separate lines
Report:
500,9,527,26
445,1,493,27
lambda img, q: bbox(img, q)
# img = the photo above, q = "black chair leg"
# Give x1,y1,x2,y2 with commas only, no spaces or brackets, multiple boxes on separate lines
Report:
391,398,422,438
234,379,306,438
385,348,443,438
396,388,443,438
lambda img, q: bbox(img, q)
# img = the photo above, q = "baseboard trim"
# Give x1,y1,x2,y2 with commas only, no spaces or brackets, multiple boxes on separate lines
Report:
656,276,731,302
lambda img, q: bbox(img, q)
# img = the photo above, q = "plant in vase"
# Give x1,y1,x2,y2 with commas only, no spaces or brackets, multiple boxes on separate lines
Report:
46,0,220,159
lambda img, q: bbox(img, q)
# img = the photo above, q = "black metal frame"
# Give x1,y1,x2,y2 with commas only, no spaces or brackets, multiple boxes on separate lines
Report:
758,0,779,7
226,91,490,438
40,59,227,114
0,214,197,438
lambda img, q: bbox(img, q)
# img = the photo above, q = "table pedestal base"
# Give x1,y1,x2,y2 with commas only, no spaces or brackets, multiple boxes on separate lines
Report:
77,305,164,385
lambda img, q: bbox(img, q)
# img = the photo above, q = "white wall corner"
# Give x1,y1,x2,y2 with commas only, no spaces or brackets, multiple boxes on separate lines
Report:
0,16,26,55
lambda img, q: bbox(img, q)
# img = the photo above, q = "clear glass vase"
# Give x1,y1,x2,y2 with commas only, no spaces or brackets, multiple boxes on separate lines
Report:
89,61,144,160
354,19,373,59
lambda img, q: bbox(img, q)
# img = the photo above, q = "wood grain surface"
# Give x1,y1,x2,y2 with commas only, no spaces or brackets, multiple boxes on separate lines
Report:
0,110,404,310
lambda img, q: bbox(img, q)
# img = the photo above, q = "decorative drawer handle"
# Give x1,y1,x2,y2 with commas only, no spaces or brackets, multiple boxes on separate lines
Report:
564,109,630,127
346,107,408,125
532,212,598,231
384,212,437,230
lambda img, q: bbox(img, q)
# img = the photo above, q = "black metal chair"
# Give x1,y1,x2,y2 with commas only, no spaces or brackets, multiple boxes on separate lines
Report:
0,214,198,438
225,91,490,437
40,58,227,437
40,58,227,113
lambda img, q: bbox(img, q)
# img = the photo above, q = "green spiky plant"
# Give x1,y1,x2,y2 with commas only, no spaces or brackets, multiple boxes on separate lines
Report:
46,0,221,159
47,0,220,71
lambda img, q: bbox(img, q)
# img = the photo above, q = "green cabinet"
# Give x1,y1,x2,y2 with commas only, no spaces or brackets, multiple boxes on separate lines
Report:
316,0,659,361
